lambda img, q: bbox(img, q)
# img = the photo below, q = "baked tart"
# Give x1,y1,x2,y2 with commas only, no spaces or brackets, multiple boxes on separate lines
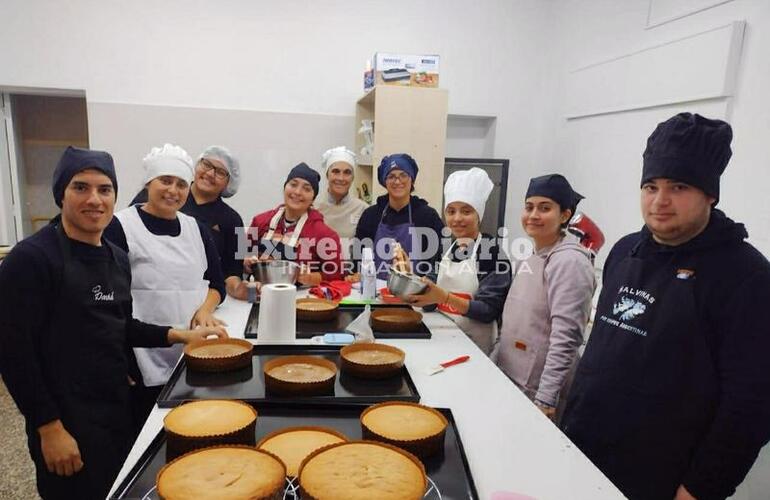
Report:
164,400,257,459
298,440,426,500
156,445,285,500
263,355,337,396
370,308,423,333
257,426,348,477
360,401,448,458
184,338,253,372
340,343,405,379
296,298,339,322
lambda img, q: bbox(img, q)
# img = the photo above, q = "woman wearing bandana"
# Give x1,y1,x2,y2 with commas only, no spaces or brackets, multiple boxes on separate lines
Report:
493,174,596,422
353,153,444,279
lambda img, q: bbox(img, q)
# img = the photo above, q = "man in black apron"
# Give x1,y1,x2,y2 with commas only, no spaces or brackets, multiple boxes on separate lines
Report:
0,147,227,500
561,113,770,500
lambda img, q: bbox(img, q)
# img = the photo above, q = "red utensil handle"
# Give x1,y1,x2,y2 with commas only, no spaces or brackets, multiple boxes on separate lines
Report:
440,355,470,368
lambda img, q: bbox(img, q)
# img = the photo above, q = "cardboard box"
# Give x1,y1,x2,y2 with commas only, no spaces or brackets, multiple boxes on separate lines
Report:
373,53,440,88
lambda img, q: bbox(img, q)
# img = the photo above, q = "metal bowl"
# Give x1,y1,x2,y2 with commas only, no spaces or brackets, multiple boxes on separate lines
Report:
251,260,300,285
386,267,427,299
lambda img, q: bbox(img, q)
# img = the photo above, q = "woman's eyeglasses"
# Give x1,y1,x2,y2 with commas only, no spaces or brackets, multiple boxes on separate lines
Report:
385,172,410,184
199,159,230,180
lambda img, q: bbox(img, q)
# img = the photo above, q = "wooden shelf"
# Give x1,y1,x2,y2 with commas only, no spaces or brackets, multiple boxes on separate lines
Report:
354,86,448,208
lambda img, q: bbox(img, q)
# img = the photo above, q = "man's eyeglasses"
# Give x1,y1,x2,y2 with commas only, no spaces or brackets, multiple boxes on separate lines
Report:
385,172,410,184
199,159,230,180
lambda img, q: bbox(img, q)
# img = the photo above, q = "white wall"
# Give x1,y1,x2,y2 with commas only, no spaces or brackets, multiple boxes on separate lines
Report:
541,2,770,498
541,0,770,264
0,0,553,229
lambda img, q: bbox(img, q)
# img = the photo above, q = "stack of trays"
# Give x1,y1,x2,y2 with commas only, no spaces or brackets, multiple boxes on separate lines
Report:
112,340,478,499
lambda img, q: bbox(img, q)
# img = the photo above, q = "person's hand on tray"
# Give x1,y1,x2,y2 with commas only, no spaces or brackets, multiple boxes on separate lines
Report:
344,272,360,283
168,325,228,345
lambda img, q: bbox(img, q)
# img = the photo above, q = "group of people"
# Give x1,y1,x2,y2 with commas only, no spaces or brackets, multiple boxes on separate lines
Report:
0,111,769,500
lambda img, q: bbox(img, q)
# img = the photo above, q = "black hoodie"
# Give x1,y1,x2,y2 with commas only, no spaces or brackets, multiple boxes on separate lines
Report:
568,209,770,499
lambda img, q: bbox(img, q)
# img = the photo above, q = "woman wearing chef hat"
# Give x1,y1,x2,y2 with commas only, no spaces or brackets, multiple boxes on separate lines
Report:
315,146,369,241
105,143,225,431
406,167,511,354
130,145,246,300
493,174,596,422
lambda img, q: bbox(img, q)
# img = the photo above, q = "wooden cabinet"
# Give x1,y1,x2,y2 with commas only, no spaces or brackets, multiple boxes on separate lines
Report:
354,86,448,209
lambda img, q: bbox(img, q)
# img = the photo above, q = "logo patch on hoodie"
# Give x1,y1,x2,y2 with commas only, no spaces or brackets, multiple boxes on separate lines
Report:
676,268,695,280
597,285,657,337
612,296,646,321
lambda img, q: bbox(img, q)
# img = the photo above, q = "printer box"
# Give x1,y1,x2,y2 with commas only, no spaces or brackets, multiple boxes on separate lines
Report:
373,53,440,88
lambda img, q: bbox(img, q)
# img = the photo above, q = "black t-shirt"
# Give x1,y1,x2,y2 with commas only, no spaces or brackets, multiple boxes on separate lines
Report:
0,225,169,428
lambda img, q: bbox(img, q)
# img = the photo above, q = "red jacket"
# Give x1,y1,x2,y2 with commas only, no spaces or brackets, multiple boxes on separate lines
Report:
249,206,343,281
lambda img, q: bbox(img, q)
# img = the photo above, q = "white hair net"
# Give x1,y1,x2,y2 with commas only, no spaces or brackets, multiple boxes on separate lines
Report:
198,145,241,198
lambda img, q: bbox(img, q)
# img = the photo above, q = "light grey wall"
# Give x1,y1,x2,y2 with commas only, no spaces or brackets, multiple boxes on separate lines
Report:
0,0,554,235
88,102,354,220
542,0,770,263
89,104,500,223
446,115,497,159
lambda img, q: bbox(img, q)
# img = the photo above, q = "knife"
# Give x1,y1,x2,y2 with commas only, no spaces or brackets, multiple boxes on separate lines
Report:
425,355,470,375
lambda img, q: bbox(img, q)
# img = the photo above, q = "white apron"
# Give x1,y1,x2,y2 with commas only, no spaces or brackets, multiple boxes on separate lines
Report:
436,236,498,355
115,207,209,386
263,207,310,253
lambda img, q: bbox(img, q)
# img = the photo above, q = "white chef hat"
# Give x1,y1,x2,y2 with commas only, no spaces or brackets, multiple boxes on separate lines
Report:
142,143,194,185
443,167,494,221
322,146,356,173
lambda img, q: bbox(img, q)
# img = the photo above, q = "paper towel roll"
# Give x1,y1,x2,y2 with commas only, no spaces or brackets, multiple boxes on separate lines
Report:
257,284,297,343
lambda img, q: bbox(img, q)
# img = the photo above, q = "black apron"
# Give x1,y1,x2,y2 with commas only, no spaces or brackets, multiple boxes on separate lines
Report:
562,242,718,500
28,225,134,500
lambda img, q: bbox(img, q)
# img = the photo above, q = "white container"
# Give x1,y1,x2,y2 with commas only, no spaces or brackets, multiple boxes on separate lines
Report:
247,275,258,303
361,247,377,300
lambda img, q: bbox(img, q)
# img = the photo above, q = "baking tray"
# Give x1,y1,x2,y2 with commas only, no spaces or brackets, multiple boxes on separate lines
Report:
110,404,479,500
244,303,432,339
156,344,420,408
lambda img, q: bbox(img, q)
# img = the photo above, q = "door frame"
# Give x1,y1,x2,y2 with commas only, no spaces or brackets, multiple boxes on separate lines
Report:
443,157,510,235
0,93,25,244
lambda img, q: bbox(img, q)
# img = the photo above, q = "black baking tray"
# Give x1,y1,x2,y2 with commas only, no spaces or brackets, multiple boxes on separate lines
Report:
110,403,478,499
156,344,420,408
244,303,432,339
